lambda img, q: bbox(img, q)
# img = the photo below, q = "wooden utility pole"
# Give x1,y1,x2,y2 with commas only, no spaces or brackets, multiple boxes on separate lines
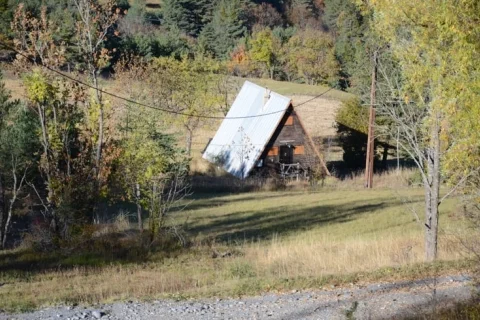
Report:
365,51,377,188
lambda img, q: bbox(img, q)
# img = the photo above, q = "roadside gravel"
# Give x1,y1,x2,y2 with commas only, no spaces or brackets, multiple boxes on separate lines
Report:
0,275,475,320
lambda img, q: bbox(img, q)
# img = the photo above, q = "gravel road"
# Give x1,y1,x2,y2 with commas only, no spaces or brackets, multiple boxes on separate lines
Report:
1,275,475,320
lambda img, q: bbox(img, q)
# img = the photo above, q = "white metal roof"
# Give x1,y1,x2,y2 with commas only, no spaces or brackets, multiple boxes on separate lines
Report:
202,81,291,179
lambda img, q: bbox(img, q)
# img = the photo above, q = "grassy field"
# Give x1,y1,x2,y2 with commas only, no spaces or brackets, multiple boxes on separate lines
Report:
245,78,354,101
0,181,473,312
0,66,473,313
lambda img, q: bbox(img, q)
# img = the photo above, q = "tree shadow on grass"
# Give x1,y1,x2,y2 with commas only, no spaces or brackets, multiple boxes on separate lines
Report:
187,197,403,243
0,193,422,274
185,191,354,213
0,230,178,275
185,192,297,211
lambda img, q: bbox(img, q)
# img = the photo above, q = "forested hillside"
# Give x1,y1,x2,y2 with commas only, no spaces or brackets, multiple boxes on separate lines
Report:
0,0,372,92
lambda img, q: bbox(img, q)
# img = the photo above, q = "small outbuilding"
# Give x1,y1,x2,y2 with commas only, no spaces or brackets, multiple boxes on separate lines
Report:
202,81,330,179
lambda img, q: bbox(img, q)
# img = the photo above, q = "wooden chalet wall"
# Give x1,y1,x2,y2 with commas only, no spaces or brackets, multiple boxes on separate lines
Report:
256,105,322,174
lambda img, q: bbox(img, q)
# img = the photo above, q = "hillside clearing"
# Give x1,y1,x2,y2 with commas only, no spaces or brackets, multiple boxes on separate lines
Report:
244,78,354,101
1,68,349,171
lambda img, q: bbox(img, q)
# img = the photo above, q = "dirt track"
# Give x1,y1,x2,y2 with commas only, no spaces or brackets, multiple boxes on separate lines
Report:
0,275,475,320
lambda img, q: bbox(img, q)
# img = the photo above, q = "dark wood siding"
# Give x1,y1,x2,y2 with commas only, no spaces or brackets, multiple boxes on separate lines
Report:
257,105,321,173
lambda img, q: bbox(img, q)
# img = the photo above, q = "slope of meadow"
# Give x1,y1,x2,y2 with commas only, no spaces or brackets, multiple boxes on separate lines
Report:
0,67,351,171
1,67,471,313
0,182,472,312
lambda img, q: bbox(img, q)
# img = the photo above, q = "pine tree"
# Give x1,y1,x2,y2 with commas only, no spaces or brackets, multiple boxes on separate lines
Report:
196,0,217,25
324,0,370,92
207,0,247,59
0,71,15,123
197,22,217,56
162,0,216,37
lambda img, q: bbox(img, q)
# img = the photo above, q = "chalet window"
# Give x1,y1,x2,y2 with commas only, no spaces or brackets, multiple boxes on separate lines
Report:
267,147,278,156
285,115,294,126
294,145,305,155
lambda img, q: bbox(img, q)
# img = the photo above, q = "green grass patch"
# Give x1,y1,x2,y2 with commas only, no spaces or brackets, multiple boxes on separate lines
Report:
179,188,462,243
244,78,355,101
0,188,473,312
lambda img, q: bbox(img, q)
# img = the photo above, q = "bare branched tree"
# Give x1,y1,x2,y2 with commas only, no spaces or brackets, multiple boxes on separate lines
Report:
216,74,241,116
376,65,443,261
0,156,28,248
73,0,121,222
148,167,191,246
233,126,257,180
376,65,479,261
146,57,222,156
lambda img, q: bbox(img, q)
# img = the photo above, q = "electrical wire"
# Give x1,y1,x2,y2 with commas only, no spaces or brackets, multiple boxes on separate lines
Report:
0,41,337,120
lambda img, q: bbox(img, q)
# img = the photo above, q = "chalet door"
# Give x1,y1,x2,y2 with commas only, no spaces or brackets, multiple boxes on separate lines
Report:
279,145,293,164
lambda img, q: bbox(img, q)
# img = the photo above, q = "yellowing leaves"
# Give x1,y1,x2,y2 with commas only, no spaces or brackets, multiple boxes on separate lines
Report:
24,70,56,103
373,0,480,186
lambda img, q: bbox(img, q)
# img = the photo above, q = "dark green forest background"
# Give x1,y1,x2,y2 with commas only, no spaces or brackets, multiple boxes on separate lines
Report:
0,0,373,94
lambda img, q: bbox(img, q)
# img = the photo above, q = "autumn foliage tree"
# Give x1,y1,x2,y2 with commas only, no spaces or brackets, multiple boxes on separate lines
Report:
372,0,480,261
72,0,123,222
9,3,115,240
118,107,187,234
114,56,190,239
283,29,339,85
228,43,251,77
248,28,280,79
144,56,222,156
248,3,283,29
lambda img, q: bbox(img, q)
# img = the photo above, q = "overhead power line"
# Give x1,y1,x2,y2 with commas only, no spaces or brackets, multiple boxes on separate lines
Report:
0,41,336,120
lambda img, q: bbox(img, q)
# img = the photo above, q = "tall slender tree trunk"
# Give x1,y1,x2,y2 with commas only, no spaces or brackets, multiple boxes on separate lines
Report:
135,183,143,232
424,117,441,261
185,129,193,157
0,175,5,249
2,202,14,249
396,127,400,174
2,171,15,248
93,74,104,173
37,103,56,228
2,165,25,249
149,181,158,242
92,72,104,224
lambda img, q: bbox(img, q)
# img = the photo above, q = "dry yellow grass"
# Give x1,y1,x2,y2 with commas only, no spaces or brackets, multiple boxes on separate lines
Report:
0,184,473,311
2,67,24,99
292,95,342,138
322,168,420,189
1,69,471,312
0,234,470,312
247,233,464,278
246,78,354,101
0,235,468,312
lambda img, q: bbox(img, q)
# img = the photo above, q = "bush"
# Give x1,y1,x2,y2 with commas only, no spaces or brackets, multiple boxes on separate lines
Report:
406,300,480,320
228,261,256,278
407,170,423,186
